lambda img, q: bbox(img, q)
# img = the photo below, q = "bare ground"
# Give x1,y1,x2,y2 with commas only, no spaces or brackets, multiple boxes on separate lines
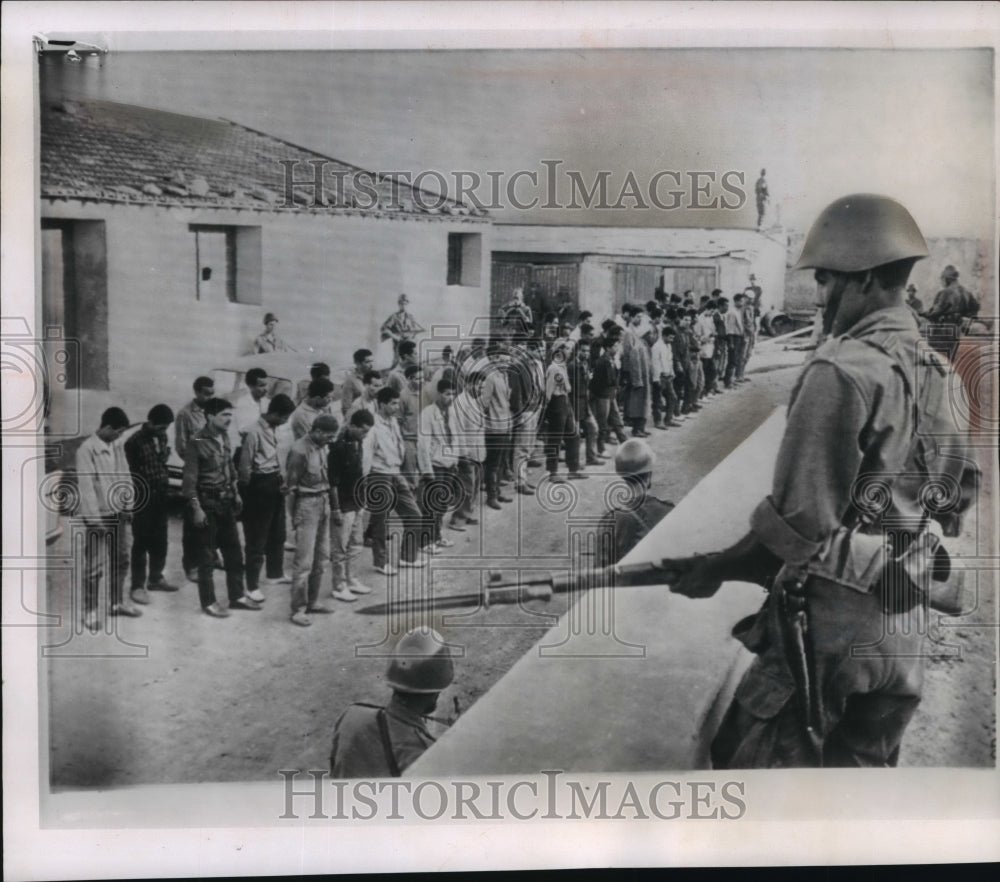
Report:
45,361,996,785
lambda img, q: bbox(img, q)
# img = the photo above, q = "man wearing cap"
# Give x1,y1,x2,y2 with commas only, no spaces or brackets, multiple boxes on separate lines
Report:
286,413,340,626
925,265,978,359
381,294,425,364
662,194,980,768
254,313,290,354
330,626,454,777
594,438,674,567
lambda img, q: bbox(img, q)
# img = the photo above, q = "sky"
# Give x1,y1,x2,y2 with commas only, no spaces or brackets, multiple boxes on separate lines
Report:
40,46,995,237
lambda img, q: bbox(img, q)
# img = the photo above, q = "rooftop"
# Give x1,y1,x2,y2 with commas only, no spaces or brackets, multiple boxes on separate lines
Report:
40,98,486,220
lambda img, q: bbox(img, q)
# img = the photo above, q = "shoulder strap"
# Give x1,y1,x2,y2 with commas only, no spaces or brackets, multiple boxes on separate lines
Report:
375,708,401,777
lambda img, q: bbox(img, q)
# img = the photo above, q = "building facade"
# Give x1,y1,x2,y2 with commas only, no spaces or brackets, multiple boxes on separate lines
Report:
40,98,491,440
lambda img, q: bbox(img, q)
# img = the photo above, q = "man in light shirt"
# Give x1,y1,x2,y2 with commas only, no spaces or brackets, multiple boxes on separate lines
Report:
417,379,459,551
479,341,514,509
290,377,335,440
230,367,271,453
238,394,297,603
448,371,486,531
363,387,431,573
75,407,139,631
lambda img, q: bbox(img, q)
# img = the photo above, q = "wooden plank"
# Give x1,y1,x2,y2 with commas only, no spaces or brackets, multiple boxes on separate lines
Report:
409,408,787,776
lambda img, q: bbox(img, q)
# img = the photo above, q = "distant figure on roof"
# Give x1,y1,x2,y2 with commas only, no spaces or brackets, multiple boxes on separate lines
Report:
254,312,292,354
755,169,769,228
381,294,426,365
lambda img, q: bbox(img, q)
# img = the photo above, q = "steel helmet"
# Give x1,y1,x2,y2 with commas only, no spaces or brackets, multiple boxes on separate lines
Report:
614,438,656,476
795,194,928,273
385,626,454,694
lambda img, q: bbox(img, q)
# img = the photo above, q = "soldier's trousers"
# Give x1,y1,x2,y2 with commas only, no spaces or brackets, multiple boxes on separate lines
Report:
711,576,924,768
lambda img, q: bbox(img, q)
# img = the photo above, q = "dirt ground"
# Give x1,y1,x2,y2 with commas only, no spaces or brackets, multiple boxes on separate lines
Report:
45,357,996,786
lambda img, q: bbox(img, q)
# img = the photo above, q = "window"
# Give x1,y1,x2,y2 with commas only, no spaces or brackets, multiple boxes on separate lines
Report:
446,232,482,287
190,224,262,304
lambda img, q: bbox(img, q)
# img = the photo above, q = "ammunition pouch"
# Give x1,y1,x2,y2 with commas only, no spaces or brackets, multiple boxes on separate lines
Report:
804,523,960,614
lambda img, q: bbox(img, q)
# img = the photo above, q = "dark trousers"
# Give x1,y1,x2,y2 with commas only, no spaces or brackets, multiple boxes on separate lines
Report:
366,473,431,566
421,464,458,542
543,396,580,474
725,335,745,387
674,372,694,415
701,357,718,395
650,381,664,425
484,431,510,501
580,411,599,461
130,492,169,588
455,457,482,521
659,376,678,422
591,395,626,448
192,499,245,608
241,472,287,591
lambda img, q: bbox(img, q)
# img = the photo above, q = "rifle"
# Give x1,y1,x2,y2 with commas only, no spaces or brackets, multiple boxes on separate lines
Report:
356,558,688,615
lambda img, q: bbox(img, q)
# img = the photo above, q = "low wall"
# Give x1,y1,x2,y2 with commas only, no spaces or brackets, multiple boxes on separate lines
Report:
409,408,787,776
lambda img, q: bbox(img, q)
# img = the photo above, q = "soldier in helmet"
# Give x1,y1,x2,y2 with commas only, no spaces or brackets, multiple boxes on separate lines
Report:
594,439,675,568
924,264,979,359
329,626,455,777
661,194,979,767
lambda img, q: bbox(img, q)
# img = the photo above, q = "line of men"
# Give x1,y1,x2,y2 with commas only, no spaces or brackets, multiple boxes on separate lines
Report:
71,287,758,632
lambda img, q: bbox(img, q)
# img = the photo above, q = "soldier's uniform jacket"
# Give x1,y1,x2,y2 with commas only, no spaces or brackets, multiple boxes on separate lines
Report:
717,305,980,768
595,494,674,569
329,697,437,778
749,305,978,573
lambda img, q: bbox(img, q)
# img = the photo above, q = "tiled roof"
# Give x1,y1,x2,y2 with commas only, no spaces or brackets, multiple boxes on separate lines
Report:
40,98,486,219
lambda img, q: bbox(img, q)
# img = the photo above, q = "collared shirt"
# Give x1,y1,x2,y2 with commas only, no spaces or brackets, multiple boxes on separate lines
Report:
285,435,329,493
363,412,405,475
174,398,206,460
450,390,485,461
340,371,366,418
238,416,283,484
344,394,378,425
328,434,365,512
417,401,458,474
650,337,673,379
749,306,979,565
124,425,170,493
545,360,571,401
695,313,717,358
723,310,744,336
290,400,334,441
76,432,131,520
398,385,421,440
229,392,271,449
479,365,511,432
182,427,236,501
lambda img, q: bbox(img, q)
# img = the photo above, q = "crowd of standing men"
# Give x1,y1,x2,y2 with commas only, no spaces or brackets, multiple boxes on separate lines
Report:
72,282,763,632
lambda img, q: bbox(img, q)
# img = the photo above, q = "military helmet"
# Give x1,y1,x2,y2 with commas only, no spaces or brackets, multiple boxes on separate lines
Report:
386,626,454,694
794,194,928,273
942,264,960,282
614,438,656,476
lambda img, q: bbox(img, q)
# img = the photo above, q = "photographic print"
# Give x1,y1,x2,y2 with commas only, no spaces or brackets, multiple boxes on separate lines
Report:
3,2,998,877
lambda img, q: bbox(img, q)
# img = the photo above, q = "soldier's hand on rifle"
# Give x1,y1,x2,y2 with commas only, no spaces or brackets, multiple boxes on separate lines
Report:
664,554,725,599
